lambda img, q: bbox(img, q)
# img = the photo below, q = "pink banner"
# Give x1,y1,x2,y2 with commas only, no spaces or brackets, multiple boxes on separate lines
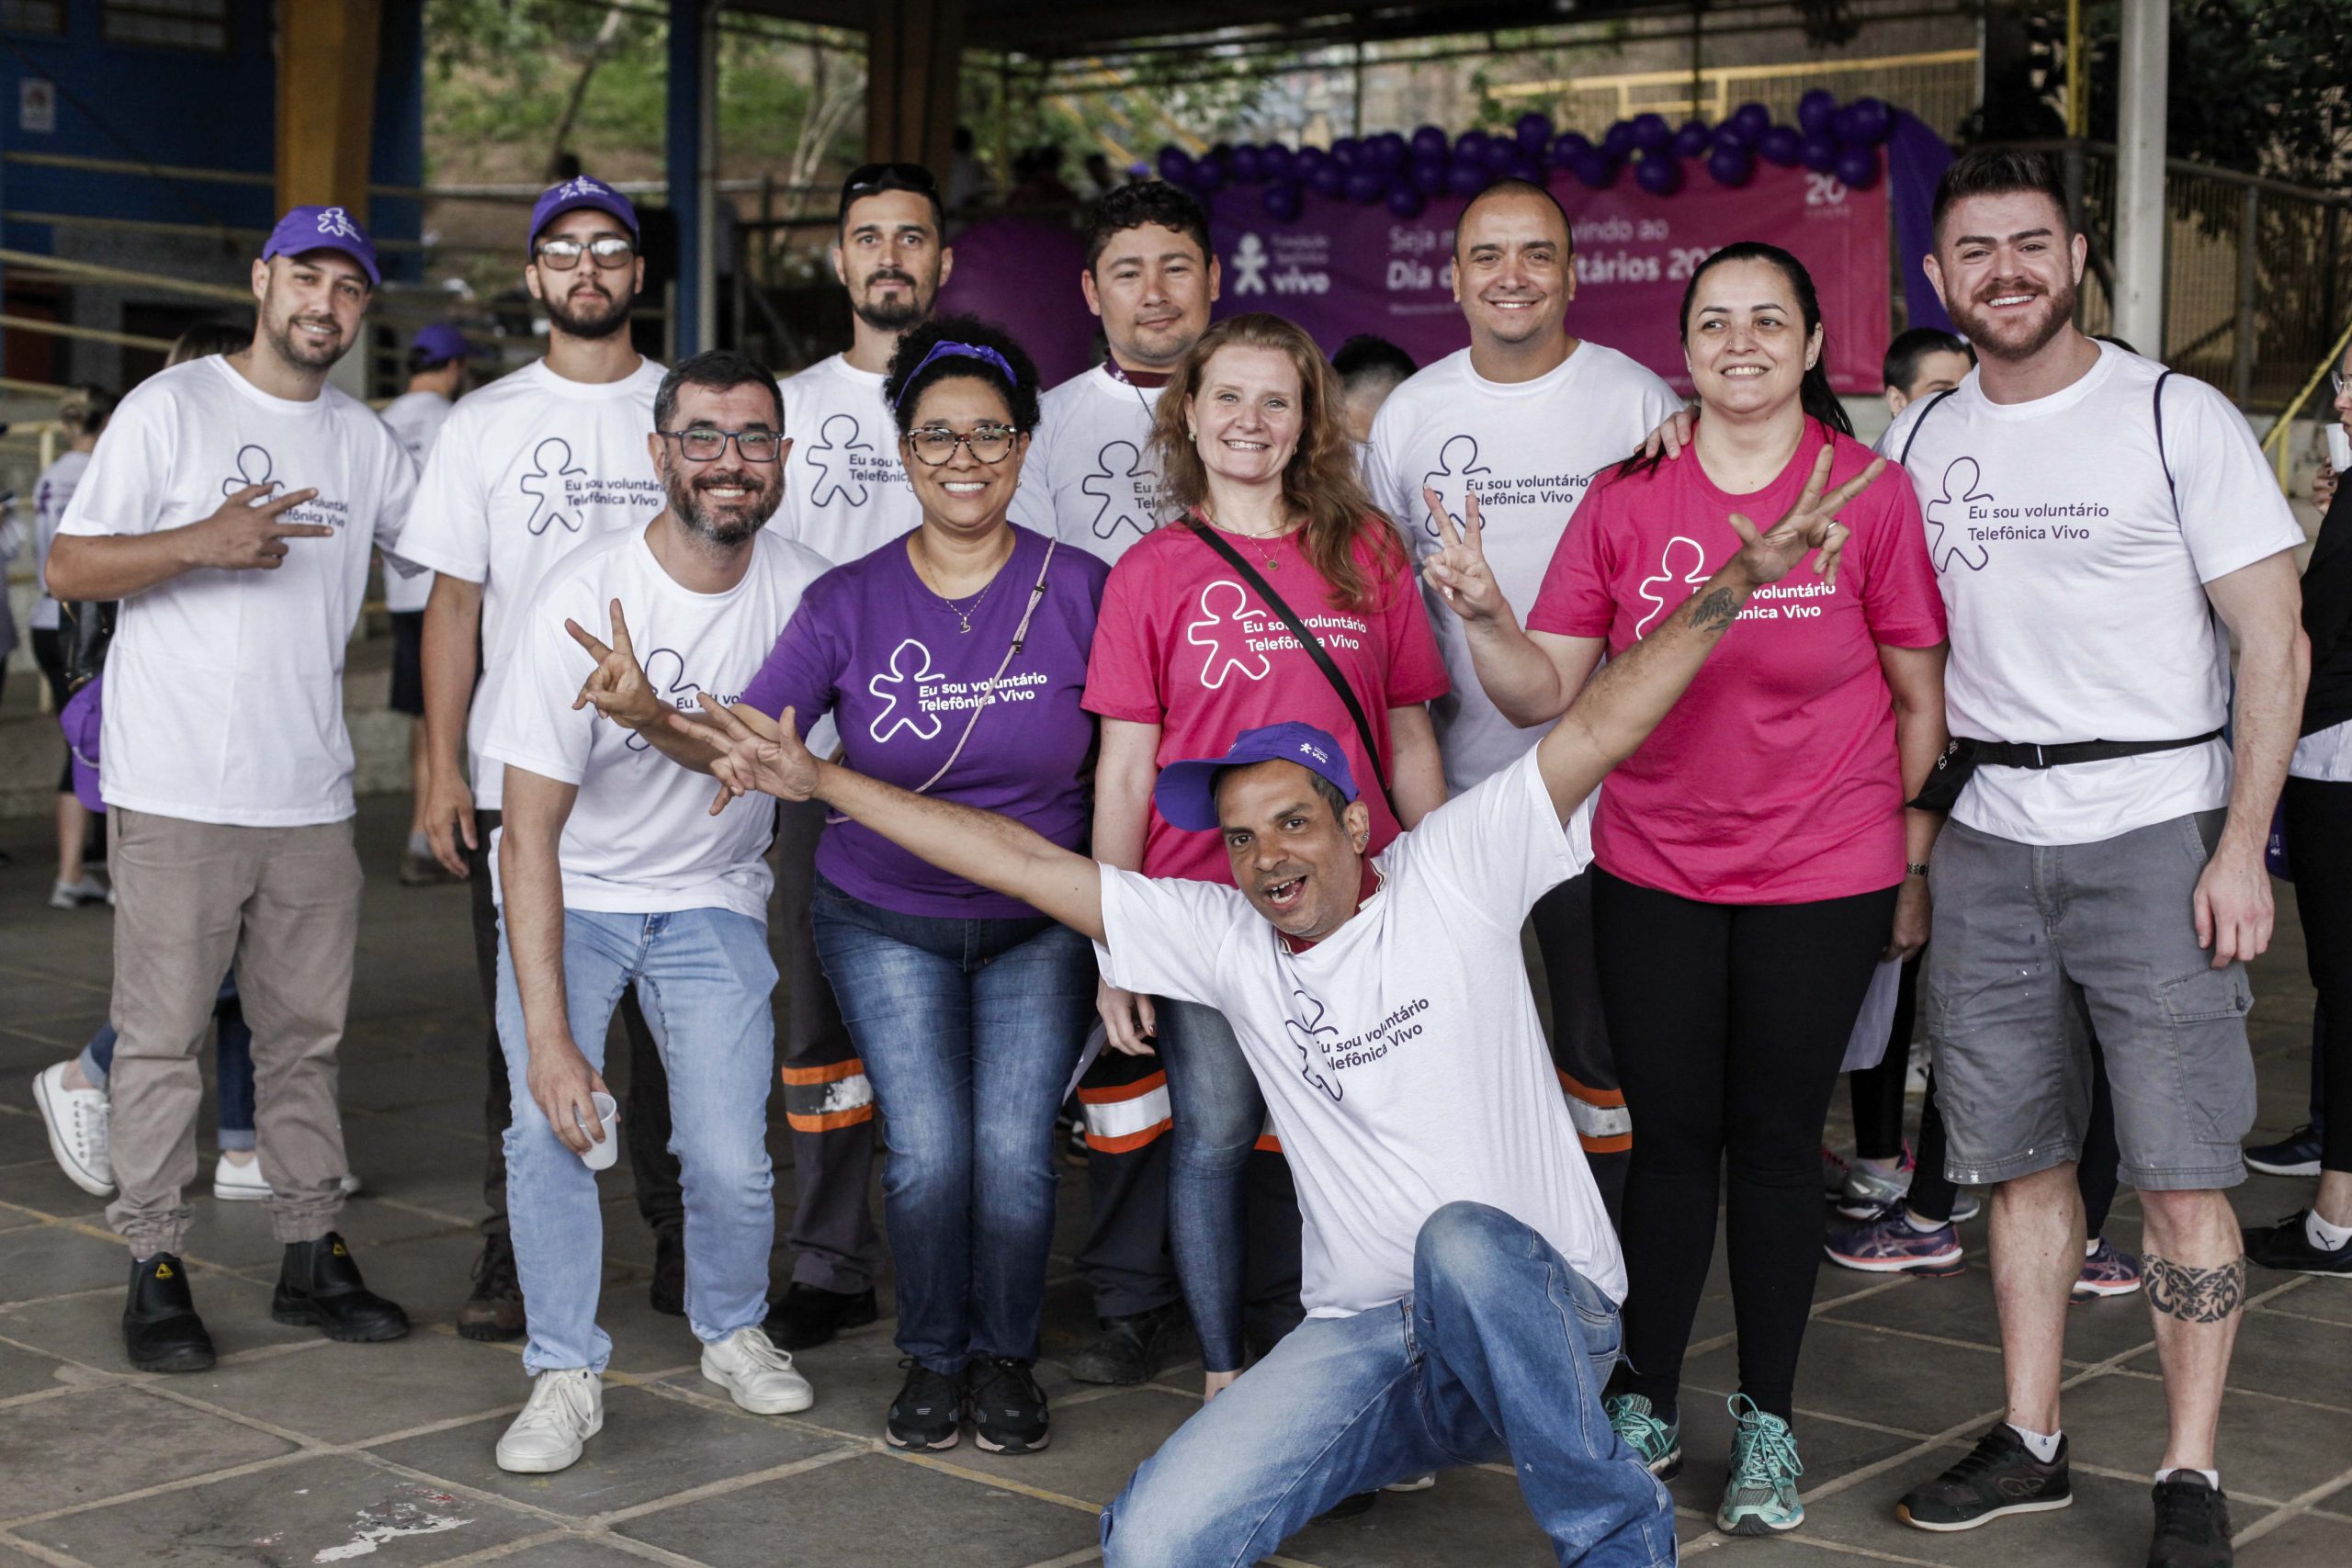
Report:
1204,165,1890,393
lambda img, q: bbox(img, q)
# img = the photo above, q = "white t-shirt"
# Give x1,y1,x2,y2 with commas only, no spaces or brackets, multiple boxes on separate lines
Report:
481,526,829,919
778,354,919,567
1094,749,1621,1317
393,357,668,809
28,447,91,630
378,389,454,613
1881,345,2304,845
58,356,419,827
1009,364,1171,565
1366,343,1684,792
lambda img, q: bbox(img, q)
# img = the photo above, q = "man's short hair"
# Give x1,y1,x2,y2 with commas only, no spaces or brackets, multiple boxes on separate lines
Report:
1882,327,1973,395
1331,334,1418,395
1084,181,1212,274
838,162,944,235
1454,178,1574,256
1211,761,1351,825
653,349,783,432
1930,148,2071,243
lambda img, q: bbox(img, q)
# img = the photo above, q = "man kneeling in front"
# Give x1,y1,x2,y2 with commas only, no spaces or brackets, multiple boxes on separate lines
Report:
685,450,1881,1563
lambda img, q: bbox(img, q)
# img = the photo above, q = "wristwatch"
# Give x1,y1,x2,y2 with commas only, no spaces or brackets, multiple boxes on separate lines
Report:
1905,862,1930,879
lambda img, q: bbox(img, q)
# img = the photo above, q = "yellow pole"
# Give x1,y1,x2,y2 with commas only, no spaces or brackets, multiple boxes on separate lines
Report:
2065,0,2088,137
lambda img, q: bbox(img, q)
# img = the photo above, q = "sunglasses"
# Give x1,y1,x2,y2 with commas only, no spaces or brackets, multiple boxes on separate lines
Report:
535,235,638,272
843,162,938,197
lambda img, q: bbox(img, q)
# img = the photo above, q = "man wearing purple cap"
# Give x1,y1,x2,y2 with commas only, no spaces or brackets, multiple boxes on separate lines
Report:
393,174,687,1344
381,321,471,886
685,448,1879,1564
45,204,420,1372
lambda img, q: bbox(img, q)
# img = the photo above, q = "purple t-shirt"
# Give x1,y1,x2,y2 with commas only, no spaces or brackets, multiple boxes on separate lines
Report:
742,523,1109,919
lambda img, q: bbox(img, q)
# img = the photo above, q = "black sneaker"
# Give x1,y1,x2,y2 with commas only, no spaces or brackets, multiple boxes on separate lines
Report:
763,1281,880,1350
122,1254,215,1373
458,1234,526,1343
1897,1426,2072,1530
967,1356,1051,1453
2244,1211,2352,1276
650,1224,685,1317
887,1359,964,1450
272,1233,409,1343
2148,1473,2232,1568
1066,1302,1186,1385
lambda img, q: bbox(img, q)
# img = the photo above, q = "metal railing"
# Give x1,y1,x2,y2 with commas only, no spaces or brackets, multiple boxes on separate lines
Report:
1489,48,1984,143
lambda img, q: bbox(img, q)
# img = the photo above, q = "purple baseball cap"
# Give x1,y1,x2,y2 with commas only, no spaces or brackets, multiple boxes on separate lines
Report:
412,321,470,366
263,205,379,286
60,677,104,815
529,175,639,251
1154,722,1360,832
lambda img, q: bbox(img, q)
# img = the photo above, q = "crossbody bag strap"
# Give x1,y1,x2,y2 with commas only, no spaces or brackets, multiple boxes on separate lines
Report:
1186,520,1398,813
1896,387,1959,468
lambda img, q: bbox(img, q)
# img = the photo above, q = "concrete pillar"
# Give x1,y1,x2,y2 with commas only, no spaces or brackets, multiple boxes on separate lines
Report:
668,0,718,356
277,0,381,220
865,0,967,174
2112,0,2168,356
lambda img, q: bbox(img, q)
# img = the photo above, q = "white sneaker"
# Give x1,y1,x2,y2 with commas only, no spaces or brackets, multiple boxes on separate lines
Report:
211,1152,363,1201
1383,1472,1438,1494
496,1369,603,1472
33,1063,113,1196
700,1325,815,1415
49,875,109,910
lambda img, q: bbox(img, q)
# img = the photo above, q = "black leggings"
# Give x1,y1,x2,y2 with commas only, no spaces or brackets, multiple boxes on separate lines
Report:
1596,870,1897,1422
2285,776,2352,1173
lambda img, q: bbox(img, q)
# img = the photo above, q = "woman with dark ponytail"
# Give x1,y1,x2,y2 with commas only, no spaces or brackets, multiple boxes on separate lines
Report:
1421,241,1949,1535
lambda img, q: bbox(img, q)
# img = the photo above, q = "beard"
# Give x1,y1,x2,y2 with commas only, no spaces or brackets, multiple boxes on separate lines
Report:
1951,273,2078,362
545,278,635,341
849,267,932,333
663,463,779,547
264,310,348,371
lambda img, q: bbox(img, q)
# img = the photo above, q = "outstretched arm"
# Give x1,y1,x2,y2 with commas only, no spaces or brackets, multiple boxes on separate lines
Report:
693,699,1108,942
1420,484,1604,726
1536,446,1882,820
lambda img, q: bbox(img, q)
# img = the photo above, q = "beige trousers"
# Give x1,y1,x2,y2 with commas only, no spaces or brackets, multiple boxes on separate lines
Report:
105,807,361,1257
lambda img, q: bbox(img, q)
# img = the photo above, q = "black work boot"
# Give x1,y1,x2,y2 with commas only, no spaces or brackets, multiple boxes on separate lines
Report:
272,1233,410,1343
763,1281,880,1351
1067,1302,1189,1385
123,1253,216,1373
457,1232,526,1343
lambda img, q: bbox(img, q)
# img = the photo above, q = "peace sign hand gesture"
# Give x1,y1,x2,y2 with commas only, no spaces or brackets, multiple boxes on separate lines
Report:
1724,446,1882,593
1419,485,1509,625
565,599,665,732
688,696,819,816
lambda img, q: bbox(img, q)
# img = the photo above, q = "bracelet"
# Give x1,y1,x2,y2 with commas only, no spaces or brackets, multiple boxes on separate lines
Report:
1906,862,1930,879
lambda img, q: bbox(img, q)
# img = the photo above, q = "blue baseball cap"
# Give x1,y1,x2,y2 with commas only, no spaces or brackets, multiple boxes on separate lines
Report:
263,205,379,286
412,321,470,366
529,175,640,250
1154,722,1360,832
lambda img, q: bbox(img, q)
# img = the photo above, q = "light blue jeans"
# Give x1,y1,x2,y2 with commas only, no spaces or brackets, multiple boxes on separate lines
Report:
1101,1201,1675,1568
496,907,778,1376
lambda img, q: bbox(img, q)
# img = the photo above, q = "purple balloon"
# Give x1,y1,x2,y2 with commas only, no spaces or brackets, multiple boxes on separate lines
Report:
1295,146,1328,175
1259,144,1295,184
1192,159,1227,194
1205,141,1234,170
1634,152,1684,197
1230,145,1263,184
1331,136,1363,167
1601,120,1637,160
1757,125,1804,167
1515,111,1555,150
1834,145,1882,191
1800,135,1838,174
1550,131,1593,167
1797,89,1838,138
1370,131,1408,170
1832,105,1868,147
1410,124,1449,162
1673,118,1713,158
1632,112,1672,153
1308,160,1345,198
1446,160,1489,198
1386,182,1427,220
1343,166,1385,204
1410,158,1447,196
1571,149,1619,189
1454,129,1492,161
1706,145,1755,188
1482,137,1520,175
1157,147,1195,186
1847,96,1894,144
1730,102,1772,141
1261,181,1301,220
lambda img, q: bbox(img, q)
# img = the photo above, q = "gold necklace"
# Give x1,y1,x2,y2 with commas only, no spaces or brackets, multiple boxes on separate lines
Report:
912,528,1014,633
1200,507,1286,570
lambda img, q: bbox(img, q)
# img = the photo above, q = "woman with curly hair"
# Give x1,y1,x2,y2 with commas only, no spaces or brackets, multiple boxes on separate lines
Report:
1084,311,1450,1399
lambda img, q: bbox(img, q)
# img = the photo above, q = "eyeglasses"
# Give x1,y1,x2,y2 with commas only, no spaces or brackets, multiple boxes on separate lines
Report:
535,235,638,271
658,427,783,463
905,424,1016,466
2335,370,2347,395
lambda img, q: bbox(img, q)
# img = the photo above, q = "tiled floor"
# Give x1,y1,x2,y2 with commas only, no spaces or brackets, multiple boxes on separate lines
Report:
0,800,2346,1566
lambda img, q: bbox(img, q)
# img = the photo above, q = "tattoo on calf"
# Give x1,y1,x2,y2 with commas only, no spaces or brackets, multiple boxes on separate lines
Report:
1688,588,1738,632
2144,1253,2245,1324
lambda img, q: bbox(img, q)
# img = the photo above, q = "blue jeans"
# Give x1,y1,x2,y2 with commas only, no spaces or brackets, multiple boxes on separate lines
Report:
1102,1201,1674,1568
1158,997,1265,1372
84,971,254,1151
811,876,1092,1373
496,907,778,1376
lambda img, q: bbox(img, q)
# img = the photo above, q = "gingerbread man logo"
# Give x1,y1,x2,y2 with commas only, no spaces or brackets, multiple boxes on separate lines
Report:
1284,991,1343,1103
223,445,281,501
1926,457,1993,573
1419,434,1492,541
1081,441,1157,540
1634,536,1710,636
807,414,873,509
624,649,695,751
519,438,587,535
1186,581,1272,689
867,638,944,743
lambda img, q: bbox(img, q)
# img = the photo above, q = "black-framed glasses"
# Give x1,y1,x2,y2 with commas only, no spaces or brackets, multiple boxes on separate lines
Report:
905,423,1016,466
658,427,783,464
535,235,638,271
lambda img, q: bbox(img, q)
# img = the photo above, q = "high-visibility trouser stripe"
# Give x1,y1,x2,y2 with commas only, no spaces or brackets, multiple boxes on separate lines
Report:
1557,1068,1633,1154
1255,1111,1283,1156
1080,1071,1171,1154
781,1058,874,1134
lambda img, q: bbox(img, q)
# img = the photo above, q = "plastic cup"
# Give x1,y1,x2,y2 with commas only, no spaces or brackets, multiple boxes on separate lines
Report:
577,1091,619,1170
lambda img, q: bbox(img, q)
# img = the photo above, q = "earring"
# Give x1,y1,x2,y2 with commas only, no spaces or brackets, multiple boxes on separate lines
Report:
1187,423,1198,440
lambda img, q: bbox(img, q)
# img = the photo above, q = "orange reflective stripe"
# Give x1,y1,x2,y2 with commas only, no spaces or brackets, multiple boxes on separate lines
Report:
781,1057,867,1088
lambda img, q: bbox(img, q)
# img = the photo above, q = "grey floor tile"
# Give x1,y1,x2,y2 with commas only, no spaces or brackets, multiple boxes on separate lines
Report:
0,1383,295,1523
0,1224,138,1307
615,1450,1100,1567
172,1328,537,1446
1814,1258,2163,1369
0,1337,72,1401
0,1265,308,1371
934,1385,1190,1507
1279,1460,1560,1567
2236,1510,2352,1568
2136,1301,2352,1414
1679,1316,2003,1438
441,1536,655,1566
2059,1371,2350,1504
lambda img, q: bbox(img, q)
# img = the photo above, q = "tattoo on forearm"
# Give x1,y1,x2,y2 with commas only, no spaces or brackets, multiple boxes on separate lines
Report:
1687,587,1739,632
2144,1253,2245,1324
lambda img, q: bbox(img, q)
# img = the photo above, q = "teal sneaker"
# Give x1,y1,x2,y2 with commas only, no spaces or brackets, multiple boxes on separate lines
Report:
1604,1393,1682,1480
1717,1393,1804,1535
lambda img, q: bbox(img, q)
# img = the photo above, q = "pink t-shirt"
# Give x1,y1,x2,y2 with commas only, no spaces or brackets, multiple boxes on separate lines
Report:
1529,422,1946,903
1084,520,1451,885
